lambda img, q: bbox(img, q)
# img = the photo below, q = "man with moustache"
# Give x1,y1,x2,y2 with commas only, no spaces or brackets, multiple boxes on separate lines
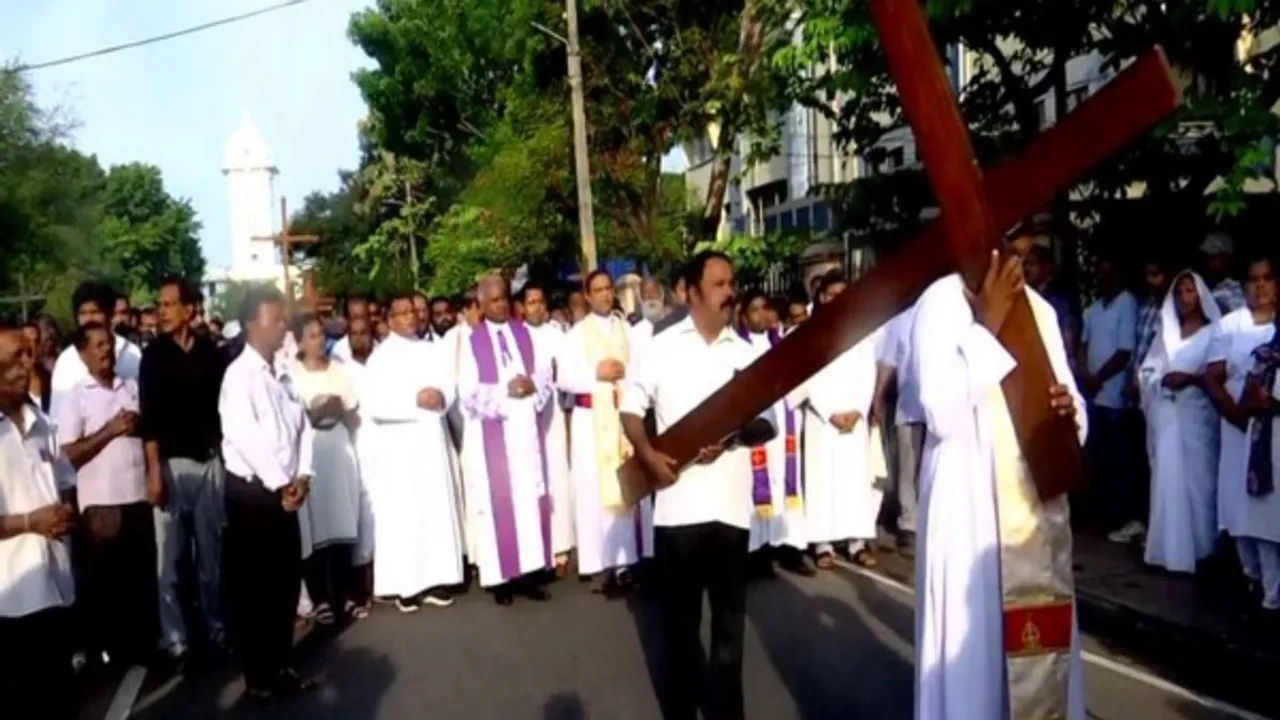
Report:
331,296,371,363
218,287,316,703
430,296,457,338
56,322,156,668
621,251,776,720
0,321,79,720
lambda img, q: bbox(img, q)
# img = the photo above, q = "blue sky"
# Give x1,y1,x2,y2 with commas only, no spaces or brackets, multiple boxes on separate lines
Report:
2,0,686,271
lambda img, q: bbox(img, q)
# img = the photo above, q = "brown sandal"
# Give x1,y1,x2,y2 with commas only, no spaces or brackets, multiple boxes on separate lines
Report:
852,549,878,568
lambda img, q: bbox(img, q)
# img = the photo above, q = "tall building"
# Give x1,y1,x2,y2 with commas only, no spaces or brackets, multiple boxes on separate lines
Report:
223,111,281,283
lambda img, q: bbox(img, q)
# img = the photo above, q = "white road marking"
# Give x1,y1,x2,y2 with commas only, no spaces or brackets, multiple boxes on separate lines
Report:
841,562,1275,720
103,664,147,720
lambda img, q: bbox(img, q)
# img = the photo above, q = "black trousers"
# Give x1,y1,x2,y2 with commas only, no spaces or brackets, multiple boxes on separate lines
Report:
656,521,749,720
303,543,357,610
0,606,76,720
224,472,302,691
81,501,159,665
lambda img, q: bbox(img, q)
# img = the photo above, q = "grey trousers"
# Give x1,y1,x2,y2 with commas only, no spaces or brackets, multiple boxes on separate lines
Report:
893,423,925,533
154,456,226,651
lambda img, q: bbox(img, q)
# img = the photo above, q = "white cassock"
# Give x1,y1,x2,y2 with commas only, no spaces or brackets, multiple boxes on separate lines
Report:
1138,271,1221,573
528,321,575,556
444,323,475,559
741,330,806,552
363,333,464,598
557,313,654,575
911,275,1086,720
458,320,555,588
341,357,377,566
788,328,883,547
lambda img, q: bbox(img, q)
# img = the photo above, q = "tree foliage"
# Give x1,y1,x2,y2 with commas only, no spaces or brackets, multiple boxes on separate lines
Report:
0,69,205,324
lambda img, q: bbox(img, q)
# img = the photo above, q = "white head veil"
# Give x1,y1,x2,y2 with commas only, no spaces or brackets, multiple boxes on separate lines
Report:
1155,269,1221,363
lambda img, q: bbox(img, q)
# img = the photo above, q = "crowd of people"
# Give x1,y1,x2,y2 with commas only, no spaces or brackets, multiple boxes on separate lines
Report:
0,225,1276,719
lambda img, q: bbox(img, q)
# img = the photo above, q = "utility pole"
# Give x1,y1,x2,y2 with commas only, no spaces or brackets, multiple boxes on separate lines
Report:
405,179,420,287
565,0,598,273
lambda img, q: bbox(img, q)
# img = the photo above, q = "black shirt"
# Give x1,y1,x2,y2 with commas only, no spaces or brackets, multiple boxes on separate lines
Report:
139,332,227,461
652,305,689,336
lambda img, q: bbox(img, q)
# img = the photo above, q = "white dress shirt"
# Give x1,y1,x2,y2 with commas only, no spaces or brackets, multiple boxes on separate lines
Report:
0,404,77,617
880,306,925,425
622,315,776,530
218,344,314,491
50,334,142,419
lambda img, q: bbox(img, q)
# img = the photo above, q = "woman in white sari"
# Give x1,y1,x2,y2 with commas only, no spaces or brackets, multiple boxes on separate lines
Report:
1138,271,1221,573
292,314,363,624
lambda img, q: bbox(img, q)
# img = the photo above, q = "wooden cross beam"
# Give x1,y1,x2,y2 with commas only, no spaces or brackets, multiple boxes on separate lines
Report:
618,12,1181,506
252,197,319,306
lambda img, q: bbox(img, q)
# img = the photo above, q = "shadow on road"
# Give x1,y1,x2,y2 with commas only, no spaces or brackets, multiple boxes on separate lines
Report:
748,569,913,718
130,626,397,719
541,691,589,720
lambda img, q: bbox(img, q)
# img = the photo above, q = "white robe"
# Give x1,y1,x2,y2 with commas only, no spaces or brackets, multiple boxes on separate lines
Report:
529,321,575,556
1213,307,1280,543
294,362,363,552
1138,272,1221,572
341,357,377,566
458,320,554,588
788,330,883,546
558,314,654,575
363,332,464,597
742,331,806,551
911,276,1087,720
444,324,475,559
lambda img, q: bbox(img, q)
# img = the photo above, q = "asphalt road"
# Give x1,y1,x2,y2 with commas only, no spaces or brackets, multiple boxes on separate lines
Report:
109,563,1264,720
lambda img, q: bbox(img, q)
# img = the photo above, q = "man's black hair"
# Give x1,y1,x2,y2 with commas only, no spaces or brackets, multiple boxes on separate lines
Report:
737,287,768,312
680,250,733,292
429,295,452,308
238,285,286,328
583,269,612,291
71,281,118,320
71,321,110,351
518,284,545,303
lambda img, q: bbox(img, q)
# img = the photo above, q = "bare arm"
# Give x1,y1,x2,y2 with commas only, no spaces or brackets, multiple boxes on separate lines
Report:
62,423,123,470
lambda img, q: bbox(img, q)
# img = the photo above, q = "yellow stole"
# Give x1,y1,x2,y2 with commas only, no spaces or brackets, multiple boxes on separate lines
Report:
583,313,632,511
986,387,1075,720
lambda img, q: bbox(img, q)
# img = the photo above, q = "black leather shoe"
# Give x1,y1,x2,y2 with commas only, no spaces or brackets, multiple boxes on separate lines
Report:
494,590,514,606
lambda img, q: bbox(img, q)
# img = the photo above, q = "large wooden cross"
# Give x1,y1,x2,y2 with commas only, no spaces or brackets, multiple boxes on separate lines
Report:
253,197,318,306
619,0,1182,506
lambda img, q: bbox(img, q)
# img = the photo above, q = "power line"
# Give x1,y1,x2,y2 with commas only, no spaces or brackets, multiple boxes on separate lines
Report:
13,0,312,73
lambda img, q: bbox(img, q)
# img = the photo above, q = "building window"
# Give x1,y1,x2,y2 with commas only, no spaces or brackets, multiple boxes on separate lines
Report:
796,206,812,229
1066,86,1089,112
1037,97,1052,128
780,211,795,231
732,215,747,234
881,146,906,172
765,214,778,234
813,202,831,231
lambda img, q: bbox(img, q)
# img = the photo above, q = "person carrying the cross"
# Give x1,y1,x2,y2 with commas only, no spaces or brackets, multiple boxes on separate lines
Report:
909,245,1088,720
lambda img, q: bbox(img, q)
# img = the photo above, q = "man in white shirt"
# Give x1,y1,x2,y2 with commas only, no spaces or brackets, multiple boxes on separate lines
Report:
621,251,776,720
1079,255,1144,543
875,304,923,556
330,296,371,363
0,321,79,720
218,286,317,703
50,281,142,419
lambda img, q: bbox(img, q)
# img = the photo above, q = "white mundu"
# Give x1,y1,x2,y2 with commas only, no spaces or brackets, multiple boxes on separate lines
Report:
558,312,654,576
787,327,884,549
528,321,575,556
362,332,464,598
910,275,1087,720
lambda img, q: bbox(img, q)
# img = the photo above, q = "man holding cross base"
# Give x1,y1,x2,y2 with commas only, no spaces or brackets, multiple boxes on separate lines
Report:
911,248,1087,720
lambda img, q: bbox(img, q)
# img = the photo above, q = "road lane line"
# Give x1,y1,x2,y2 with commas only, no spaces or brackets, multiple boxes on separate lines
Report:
841,562,1274,720
102,664,147,720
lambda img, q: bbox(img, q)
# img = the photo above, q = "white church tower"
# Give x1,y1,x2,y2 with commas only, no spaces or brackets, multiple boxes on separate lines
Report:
223,111,281,283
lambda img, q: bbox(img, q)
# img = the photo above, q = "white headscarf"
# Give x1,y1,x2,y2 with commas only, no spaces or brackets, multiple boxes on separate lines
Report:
1152,269,1221,366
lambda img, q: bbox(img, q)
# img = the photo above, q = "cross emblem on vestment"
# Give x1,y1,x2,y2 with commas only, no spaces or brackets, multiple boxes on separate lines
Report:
619,0,1182,505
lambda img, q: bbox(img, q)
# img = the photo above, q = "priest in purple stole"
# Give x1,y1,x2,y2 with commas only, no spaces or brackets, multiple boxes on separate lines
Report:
736,291,813,577
458,275,556,606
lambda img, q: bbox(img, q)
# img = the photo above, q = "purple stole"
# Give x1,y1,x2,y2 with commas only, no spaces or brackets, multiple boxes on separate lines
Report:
469,319,552,581
736,326,802,515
